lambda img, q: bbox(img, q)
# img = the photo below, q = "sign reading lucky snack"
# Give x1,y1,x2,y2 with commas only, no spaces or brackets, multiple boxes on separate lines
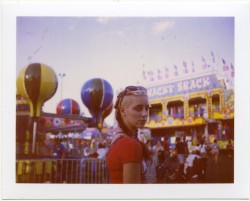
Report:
147,74,224,99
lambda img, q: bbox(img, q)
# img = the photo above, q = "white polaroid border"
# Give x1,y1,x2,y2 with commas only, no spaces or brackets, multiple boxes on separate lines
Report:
1,1,249,200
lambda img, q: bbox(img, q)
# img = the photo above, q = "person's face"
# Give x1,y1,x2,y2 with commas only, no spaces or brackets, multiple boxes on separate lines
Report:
121,95,149,131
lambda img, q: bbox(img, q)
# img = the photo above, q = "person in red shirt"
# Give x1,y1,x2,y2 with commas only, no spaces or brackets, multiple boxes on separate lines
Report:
106,86,151,184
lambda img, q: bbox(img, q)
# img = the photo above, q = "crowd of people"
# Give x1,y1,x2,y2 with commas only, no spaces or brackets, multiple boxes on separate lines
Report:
38,135,112,159
34,124,234,184
143,134,234,183
36,126,233,183
28,128,234,184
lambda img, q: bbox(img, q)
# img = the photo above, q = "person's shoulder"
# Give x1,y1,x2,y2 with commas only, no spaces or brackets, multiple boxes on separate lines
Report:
119,136,140,147
120,135,137,142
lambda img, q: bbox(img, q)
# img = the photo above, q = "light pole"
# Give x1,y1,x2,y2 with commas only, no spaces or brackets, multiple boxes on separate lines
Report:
58,73,66,101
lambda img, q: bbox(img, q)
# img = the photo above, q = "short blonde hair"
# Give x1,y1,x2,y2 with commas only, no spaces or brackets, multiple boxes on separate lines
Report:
120,91,147,108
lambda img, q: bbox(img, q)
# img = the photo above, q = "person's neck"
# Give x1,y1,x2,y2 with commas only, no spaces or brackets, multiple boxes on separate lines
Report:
127,126,138,136
120,125,137,137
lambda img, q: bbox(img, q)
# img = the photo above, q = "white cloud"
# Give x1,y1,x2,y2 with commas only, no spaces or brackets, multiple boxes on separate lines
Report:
152,20,174,35
110,27,130,36
97,17,112,25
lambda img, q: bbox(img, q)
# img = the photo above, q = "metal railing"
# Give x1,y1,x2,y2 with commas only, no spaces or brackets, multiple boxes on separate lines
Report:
16,158,110,184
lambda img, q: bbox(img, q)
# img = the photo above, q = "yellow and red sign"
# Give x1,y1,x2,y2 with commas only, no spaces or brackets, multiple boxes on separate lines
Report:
146,116,206,128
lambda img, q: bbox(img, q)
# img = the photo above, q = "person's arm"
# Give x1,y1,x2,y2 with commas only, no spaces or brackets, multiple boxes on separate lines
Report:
60,145,66,159
185,146,188,155
123,162,141,183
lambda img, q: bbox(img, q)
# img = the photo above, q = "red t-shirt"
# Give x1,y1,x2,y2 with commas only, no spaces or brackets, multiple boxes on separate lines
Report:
106,135,143,183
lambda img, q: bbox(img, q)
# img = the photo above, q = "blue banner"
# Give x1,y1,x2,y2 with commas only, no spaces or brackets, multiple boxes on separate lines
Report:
147,74,223,99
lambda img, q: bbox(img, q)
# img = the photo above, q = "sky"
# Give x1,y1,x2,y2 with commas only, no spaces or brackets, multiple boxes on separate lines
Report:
16,17,234,126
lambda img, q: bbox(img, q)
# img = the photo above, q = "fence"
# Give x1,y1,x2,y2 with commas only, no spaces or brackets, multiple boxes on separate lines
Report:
16,158,110,184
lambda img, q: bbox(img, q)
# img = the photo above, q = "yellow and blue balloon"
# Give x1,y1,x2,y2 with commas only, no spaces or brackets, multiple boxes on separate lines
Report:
81,78,113,128
17,63,58,117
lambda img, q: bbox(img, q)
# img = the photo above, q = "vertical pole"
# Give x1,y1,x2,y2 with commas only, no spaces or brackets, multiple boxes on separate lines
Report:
32,118,37,154
59,73,66,102
61,76,63,101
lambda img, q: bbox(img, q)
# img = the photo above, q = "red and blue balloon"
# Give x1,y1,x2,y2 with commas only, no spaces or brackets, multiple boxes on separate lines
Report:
57,98,80,115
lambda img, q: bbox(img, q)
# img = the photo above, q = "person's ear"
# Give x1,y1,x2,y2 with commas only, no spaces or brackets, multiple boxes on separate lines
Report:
120,106,126,117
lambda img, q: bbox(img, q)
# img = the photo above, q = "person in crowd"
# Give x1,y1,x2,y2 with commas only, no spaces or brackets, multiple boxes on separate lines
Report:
182,135,188,148
221,129,227,140
198,140,208,178
96,137,108,159
155,140,166,179
67,139,74,156
39,140,51,157
155,140,165,162
147,139,158,167
194,105,198,117
138,134,147,144
192,135,199,146
226,139,234,158
51,138,66,159
83,145,91,157
146,139,154,157
198,140,208,157
90,139,97,149
223,123,230,140
155,140,165,161
210,139,220,165
184,149,202,182
196,132,203,145
76,138,82,155
106,86,152,184
191,129,197,138
98,137,106,148
199,106,204,117
50,138,66,183
162,137,170,161
175,136,188,175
